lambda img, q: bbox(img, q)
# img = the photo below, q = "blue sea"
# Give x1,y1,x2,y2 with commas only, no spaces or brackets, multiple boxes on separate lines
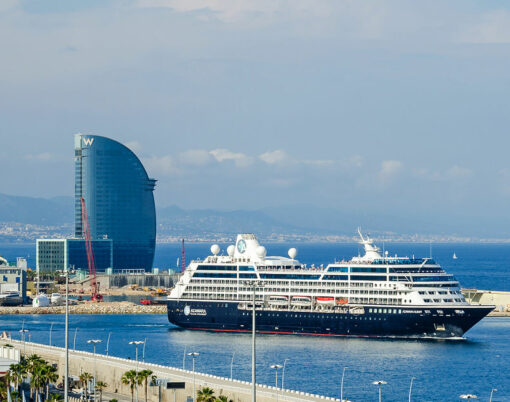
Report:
0,242,509,401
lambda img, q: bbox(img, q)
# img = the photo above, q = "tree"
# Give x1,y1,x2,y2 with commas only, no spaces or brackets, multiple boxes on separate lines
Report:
95,380,107,402
42,364,58,399
215,396,234,402
137,369,153,402
30,363,47,402
48,393,63,401
79,372,93,400
197,387,216,402
24,354,46,399
121,370,139,402
8,362,27,393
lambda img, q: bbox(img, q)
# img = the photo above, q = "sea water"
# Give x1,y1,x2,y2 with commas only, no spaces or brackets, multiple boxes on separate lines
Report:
0,242,509,400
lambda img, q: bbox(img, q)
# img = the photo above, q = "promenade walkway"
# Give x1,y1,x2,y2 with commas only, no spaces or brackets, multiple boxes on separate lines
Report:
1,339,340,402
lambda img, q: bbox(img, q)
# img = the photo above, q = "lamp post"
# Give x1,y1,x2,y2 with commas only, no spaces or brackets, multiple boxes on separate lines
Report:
244,280,264,402
64,269,69,402
408,377,415,402
19,329,29,356
87,339,102,401
183,346,187,370
49,322,54,346
340,367,349,402
282,359,289,390
270,364,283,402
187,352,200,402
460,395,478,400
142,337,147,362
489,389,497,402
372,381,387,402
230,352,235,380
129,340,144,402
105,332,112,356
73,328,78,350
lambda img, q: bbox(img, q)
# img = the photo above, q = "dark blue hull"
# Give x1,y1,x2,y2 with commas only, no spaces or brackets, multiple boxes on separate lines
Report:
167,300,493,339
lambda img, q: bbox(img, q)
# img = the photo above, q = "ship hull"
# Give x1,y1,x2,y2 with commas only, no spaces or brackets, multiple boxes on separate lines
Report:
167,299,493,339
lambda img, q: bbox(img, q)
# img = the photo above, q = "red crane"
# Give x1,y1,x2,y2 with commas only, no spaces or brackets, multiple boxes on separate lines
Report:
80,197,102,302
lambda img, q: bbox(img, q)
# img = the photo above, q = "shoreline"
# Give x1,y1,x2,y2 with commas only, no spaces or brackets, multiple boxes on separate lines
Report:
0,301,166,315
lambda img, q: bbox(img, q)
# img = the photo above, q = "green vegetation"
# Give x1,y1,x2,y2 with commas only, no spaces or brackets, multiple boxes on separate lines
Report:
95,380,108,402
137,369,153,402
121,370,140,402
8,354,60,402
196,387,234,402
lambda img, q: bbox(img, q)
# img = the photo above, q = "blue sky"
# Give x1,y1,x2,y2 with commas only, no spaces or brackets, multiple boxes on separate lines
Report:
1,0,510,229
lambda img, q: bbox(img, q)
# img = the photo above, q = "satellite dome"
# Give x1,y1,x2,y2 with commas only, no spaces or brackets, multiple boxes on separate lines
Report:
227,245,235,257
288,248,297,259
256,246,267,259
211,244,220,255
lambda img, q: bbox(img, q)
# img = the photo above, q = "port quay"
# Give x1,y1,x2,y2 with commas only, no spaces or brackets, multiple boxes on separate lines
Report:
0,340,338,402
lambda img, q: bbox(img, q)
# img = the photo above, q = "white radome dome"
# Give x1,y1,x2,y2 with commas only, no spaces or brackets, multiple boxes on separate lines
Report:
288,248,297,259
256,246,267,259
211,244,220,255
227,245,235,257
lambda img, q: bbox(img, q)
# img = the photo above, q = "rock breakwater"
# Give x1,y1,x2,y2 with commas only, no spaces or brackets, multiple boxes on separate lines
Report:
0,301,166,315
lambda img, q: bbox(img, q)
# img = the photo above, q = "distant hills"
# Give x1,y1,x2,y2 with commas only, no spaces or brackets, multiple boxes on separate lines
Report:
0,193,74,226
1,193,510,240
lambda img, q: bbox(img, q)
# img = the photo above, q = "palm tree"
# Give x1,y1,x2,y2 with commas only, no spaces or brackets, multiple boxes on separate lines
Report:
121,370,138,402
47,393,63,401
30,364,47,402
8,362,26,393
25,354,46,399
197,387,216,402
215,396,233,402
95,380,107,402
79,372,93,400
42,364,58,399
137,369,153,402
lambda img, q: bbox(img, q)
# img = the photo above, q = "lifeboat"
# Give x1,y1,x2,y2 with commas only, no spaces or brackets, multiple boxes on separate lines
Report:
336,297,348,305
291,296,312,306
316,297,335,305
269,295,289,306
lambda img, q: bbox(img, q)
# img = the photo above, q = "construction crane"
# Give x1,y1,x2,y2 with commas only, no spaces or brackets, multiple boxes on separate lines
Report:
80,197,102,302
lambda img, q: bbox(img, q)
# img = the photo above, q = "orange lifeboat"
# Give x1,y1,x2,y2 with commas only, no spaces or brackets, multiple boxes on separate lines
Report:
336,298,348,305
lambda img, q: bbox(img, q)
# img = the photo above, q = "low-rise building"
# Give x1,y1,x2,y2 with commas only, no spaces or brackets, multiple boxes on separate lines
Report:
36,238,113,272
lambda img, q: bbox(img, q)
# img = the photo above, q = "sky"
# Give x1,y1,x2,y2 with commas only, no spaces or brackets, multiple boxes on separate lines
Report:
1,0,510,231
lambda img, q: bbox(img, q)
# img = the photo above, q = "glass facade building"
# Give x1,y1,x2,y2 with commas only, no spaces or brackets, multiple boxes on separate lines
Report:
74,134,157,271
36,239,113,272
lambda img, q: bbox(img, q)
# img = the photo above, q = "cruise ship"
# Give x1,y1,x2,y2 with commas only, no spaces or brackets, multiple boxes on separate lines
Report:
166,231,494,338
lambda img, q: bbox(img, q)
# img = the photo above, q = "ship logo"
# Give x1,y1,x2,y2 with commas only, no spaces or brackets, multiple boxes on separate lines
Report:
184,305,191,316
237,239,246,254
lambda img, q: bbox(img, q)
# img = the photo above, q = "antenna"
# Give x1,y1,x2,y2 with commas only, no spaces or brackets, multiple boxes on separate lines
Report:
181,239,186,273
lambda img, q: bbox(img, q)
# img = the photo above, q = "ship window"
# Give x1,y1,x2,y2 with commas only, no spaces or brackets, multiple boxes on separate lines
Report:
328,266,348,272
351,275,387,281
239,266,255,271
350,267,387,273
419,291,425,295
433,299,440,302
423,299,431,302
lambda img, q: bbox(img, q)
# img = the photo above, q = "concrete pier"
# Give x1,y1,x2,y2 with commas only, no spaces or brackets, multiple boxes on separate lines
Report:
1,339,339,402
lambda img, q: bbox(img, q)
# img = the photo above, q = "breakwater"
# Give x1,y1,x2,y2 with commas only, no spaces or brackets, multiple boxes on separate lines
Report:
0,301,166,315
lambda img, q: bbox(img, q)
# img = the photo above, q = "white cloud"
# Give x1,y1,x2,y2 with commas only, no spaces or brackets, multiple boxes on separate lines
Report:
459,10,510,44
304,159,335,167
179,149,213,166
259,149,289,165
210,148,253,167
446,165,471,179
124,141,142,153
25,152,53,161
142,155,178,176
378,160,402,182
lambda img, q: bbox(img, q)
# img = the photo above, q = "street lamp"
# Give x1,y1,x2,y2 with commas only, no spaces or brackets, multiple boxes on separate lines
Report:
187,352,200,402
105,332,112,356
142,337,147,362
87,339,102,401
129,340,145,402
183,346,187,370
460,395,478,400
270,364,283,402
49,322,54,346
490,389,497,402
372,380,387,402
230,352,235,380
243,280,264,402
19,329,29,356
73,328,78,350
340,367,349,402
409,377,415,402
282,359,290,390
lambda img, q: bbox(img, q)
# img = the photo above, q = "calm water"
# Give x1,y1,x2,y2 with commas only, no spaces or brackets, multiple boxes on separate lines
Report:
0,315,507,401
0,242,509,400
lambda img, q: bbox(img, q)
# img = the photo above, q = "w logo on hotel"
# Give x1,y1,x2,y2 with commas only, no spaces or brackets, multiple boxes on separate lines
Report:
82,137,94,146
